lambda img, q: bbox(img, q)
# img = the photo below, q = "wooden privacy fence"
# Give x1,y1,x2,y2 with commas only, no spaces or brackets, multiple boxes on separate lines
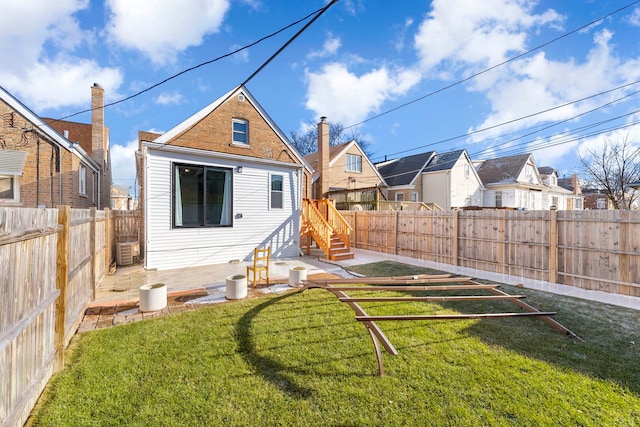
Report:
0,206,118,427
342,209,640,298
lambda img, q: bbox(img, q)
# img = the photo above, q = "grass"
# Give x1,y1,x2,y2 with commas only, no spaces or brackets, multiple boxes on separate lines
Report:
28,261,640,426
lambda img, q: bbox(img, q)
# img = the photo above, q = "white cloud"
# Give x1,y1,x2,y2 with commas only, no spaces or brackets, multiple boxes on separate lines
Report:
468,29,640,140
414,0,563,73
155,91,184,106
307,35,342,59
1,58,123,112
627,7,640,26
105,0,230,64
0,0,122,111
304,63,421,125
110,138,140,192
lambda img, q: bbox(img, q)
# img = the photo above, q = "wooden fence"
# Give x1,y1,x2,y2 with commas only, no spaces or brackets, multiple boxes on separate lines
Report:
343,209,640,298
0,206,127,427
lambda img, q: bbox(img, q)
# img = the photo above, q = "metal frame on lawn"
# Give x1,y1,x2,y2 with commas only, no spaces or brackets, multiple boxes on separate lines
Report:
299,274,579,376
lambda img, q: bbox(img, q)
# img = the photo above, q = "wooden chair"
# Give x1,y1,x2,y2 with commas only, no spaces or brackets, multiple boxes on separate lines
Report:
247,246,271,287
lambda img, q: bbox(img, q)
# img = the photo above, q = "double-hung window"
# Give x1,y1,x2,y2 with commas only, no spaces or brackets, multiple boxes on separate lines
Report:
79,164,87,195
232,119,249,145
0,176,16,200
0,150,27,203
345,154,362,172
173,164,233,227
270,174,283,209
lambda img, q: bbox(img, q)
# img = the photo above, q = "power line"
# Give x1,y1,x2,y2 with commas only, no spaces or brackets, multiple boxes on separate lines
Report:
53,4,332,123
370,79,640,162
160,0,339,147
355,0,640,155
470,88,640,158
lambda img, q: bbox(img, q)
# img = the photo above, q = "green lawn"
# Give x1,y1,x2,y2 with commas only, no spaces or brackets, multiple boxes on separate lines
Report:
28,261,640,426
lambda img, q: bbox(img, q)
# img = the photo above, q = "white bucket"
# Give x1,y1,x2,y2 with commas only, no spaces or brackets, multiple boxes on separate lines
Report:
226,275,247,299
139,283,167,312
289,266,307,287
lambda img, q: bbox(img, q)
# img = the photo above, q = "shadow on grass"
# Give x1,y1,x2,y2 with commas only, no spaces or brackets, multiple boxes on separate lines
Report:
235,292,315,399
349,260,640,396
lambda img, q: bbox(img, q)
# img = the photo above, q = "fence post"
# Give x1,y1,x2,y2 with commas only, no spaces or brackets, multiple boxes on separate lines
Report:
54,205,70,372
105,208,111,270
354,210,358,249
394,210,399,255
90,207,97,300
498,210,507,273
619,210,630,293
452,209,459,266
548,209,558,283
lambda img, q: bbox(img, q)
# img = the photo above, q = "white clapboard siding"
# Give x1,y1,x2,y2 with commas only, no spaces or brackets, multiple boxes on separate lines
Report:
145,149,301,270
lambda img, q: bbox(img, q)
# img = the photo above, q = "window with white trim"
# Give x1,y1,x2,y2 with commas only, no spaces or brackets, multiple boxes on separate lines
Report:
232,118,249,145
270,174,283,209
495,191,502,208
79,164,87,195
411,192,419,202
0,175,17,201
0,150,27,202
173,163,233,227
395,193,405,202
345,154,362,172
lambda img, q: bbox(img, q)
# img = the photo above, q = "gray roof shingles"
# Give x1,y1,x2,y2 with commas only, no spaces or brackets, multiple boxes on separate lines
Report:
377,151,435,186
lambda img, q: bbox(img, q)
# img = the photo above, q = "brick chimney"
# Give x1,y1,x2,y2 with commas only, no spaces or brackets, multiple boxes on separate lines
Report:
571,173,581,195
91,83,111,209
317,116,330,198
91,83,105,165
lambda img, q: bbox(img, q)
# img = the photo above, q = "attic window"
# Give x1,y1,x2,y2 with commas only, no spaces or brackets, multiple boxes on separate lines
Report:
232,118,249,145
238,94,245,102
346,154,362,173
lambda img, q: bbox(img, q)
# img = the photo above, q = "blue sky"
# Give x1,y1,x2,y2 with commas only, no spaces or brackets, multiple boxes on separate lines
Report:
1,0,640,196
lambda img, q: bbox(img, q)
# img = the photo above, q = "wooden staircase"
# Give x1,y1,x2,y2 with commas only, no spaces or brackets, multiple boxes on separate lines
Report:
301,199,354,261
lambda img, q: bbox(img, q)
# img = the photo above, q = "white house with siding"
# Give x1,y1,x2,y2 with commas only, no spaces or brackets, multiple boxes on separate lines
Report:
421,149,484,209
138,85,311,270
476,153,546,210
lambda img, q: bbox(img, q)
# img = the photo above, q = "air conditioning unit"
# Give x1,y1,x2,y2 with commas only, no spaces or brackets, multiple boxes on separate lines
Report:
116,241,140,266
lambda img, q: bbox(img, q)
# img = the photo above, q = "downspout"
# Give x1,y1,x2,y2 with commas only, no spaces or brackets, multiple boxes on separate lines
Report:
58,146,62,205
36,138,40,207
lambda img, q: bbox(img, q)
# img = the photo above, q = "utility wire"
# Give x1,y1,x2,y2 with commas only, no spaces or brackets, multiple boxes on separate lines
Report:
53,3,332,122
355,0,640,154
370,79,640,162
470,87,640,158
160,0,338,147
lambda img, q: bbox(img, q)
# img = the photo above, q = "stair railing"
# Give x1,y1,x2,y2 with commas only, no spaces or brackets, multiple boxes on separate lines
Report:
302,199,333,256
317,199,353,250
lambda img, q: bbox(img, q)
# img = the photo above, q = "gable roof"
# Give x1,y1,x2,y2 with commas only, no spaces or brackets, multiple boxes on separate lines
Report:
152,84,311,172
423,149,465,173
304,140,351,172
377,151,435,186
304,139,387,186
537,166,556,176
0,85,99,172
43,119,94,156
476,153,532,185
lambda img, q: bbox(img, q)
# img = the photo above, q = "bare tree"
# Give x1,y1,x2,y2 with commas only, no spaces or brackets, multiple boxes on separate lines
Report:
289,120,374,158
578,135,640,209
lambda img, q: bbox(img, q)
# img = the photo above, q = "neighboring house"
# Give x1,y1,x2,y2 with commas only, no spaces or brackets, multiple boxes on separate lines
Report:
538,167,583,210
420,149,484,209
377,151,436,203
582,188,615,210
111,185,133,210
137,85,312,270
305,122,386,209
476,153,546,209
555,173,584,210
0,84,110,209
